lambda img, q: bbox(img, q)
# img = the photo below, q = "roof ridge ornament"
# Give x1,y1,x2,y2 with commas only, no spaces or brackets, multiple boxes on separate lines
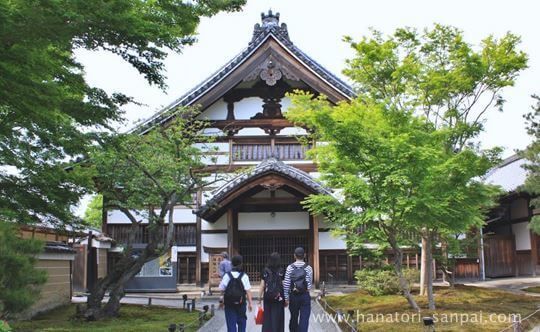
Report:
252,10,290,43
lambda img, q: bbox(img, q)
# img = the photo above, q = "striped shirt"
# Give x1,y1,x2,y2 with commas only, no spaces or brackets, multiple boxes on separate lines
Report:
283,261,313,300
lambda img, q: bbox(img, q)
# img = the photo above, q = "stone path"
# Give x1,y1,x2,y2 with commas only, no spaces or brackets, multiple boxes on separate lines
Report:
198,298,340,332
461,276,540,296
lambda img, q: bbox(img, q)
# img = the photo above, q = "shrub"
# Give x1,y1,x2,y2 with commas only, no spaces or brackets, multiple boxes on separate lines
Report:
354,268,419,296
0,321,12,332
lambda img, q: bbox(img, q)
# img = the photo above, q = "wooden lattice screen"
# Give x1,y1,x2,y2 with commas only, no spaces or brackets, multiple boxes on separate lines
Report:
238,232,309,282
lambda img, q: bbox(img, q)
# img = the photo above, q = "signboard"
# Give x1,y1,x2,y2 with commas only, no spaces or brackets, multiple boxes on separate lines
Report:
209,253,224,286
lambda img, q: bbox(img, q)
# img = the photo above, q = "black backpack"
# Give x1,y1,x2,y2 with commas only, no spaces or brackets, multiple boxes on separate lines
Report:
264,268,283,302
290,263,308,294
224,272,246,306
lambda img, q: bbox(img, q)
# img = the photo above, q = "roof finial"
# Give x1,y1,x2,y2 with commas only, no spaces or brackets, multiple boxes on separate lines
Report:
261,9,280,27
252,10,289,43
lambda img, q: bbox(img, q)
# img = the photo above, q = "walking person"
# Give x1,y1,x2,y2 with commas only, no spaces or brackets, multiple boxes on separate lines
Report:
219,251,232,278
219,255,253,332
283,247,313,332
258,252,285,332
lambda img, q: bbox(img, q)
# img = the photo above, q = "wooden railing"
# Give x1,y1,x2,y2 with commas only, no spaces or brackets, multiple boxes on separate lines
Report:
231,143,310,161
107,224,196,246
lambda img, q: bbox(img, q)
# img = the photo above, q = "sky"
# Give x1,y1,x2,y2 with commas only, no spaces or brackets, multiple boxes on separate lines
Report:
76,0,539,159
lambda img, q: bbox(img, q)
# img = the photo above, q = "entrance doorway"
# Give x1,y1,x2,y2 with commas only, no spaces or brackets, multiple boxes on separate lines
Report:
238,231,309,281
177,253,196,284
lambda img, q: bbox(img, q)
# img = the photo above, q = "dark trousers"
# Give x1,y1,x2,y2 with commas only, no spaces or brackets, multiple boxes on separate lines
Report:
224,303,247,332
288,292,310,332
262,299,285,332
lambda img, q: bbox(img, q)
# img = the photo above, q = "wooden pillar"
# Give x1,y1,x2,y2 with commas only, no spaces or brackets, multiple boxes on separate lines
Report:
227,208,234,257
227,208,238,256
309,215,320,288
195,190,202,285
530,230,538,277
347,255,353,284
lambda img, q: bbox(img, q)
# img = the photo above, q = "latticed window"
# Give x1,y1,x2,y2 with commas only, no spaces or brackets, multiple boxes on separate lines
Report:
232,143,311,161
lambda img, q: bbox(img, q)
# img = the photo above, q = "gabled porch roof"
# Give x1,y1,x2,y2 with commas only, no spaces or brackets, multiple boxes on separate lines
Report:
195,158,331,222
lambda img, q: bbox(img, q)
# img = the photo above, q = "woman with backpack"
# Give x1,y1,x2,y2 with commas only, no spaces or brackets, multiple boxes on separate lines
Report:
258,252,285,332
219,255,253,332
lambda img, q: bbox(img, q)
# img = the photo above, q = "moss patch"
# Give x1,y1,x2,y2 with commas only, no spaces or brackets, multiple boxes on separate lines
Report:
523,286,540,294
324,285,540,331
11,304,204,332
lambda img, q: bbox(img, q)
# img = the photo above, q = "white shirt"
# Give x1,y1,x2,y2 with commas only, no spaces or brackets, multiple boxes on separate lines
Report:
218,271,251,291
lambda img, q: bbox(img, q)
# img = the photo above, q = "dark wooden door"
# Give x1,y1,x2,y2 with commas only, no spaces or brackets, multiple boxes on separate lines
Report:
484,234,516,277
320,251,349,283
239,231,309,282
177,253,196,284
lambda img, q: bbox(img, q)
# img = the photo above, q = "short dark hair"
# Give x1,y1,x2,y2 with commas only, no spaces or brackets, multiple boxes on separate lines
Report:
221,252,229,260
294,247,305,260
267,252,281,270
231,255,243,269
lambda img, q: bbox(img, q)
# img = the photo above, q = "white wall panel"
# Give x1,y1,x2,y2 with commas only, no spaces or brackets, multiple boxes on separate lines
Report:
196,99,227,120
107,210,148,224
238,212,309,230
201,154,229,165
236,128,267,136
202,214,227,230
193,142,229,152
319,231,347,250
234,97,264,119
512,222,531,251
278,127,308,136
201,234,228,262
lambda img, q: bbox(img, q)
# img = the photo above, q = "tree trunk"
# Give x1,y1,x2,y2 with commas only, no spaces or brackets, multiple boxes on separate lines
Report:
387,232,420,312
84,247,158,320
425,231,435,310
420,231,428,296
440,239,454,288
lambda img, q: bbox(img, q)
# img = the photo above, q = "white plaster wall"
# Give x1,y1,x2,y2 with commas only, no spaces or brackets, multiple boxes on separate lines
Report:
234,97,264,119
278,127,308,136
280,96,292,112
512,222,531,251
107,210,148,224
196,99,227,120
109,208,196,224
236,127,267,136
201,233,228,262
202,214,227,230
319,231,347,250
201,154,229,165
193,142,229,152
202,128,224,136
238,212,309,230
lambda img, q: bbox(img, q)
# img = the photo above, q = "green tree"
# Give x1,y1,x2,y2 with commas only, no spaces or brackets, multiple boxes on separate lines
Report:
287,24,526,310
521,96,540,232
287,93,499,311
0,223,47,319
83,195,103,229
78,113,215,319
0,0,244,227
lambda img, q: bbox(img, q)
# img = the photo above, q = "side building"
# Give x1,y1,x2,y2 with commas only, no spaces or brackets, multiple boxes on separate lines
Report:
103,11,370,291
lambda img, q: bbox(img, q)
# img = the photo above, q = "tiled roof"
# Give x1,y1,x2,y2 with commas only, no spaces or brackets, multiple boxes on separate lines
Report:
484,154,528,192
195,158,331,219
136,11,355,134
44,242,76,254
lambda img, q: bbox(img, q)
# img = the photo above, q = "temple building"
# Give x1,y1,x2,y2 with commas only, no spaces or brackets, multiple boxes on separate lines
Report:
103,11,371,292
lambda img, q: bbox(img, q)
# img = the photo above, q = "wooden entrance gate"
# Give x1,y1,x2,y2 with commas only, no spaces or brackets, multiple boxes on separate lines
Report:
484,234,516,277
239,231,309,282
